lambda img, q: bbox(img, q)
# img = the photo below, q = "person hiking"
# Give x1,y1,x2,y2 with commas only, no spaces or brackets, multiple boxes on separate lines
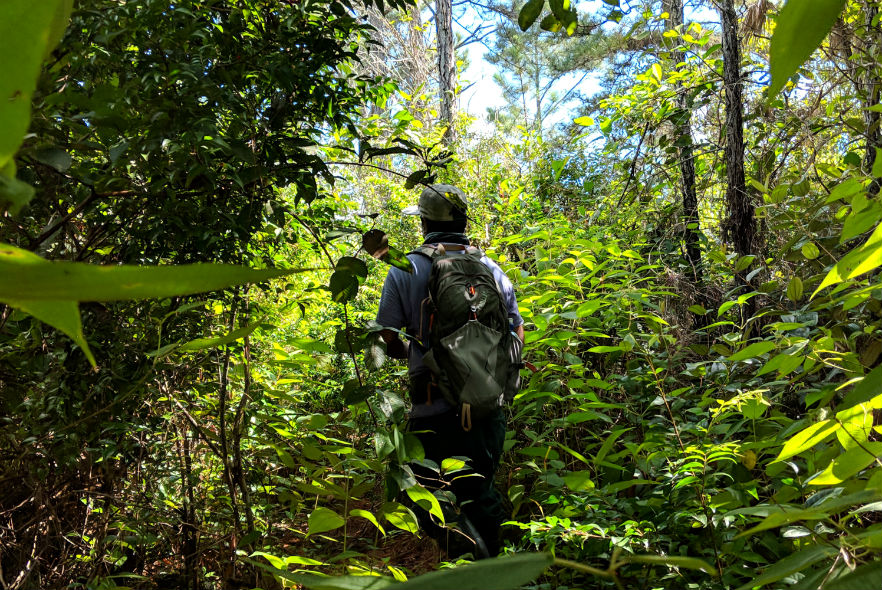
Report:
375,184,525,558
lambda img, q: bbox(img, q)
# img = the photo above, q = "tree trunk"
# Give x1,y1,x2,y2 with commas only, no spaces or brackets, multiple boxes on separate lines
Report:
664,0,702,284
436,0,456,144
719,0,756,262
859,1,882,195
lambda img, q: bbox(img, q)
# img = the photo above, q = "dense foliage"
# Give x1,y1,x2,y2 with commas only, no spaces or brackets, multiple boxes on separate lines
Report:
1,1,881,590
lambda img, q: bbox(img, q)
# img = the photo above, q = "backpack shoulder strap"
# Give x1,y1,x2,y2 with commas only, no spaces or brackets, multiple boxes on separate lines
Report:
409,244,438,259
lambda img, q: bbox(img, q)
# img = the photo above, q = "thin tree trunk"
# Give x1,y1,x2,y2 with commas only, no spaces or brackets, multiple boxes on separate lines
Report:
218,305,243,577
860,1,882,195
436,0,456,143
719,0,756,298
664,0,703,285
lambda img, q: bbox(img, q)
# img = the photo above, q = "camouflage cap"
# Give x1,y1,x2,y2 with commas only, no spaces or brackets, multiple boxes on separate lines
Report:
402,184,468,221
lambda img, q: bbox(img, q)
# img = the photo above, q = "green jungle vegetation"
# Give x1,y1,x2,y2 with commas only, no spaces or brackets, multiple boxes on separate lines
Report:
1,0,881,589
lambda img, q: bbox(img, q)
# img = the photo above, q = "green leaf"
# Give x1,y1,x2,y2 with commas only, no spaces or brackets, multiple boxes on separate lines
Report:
405,484,443,522
728,341,775,362
518,0,545,31
813,222,882,296
807,442,882,486
874,148,882,178
773,420,840,463
350,509,386,536
840,366,882,411
756,353,803,377
307,507,345,536
394,553,553,590
573,116,594,126
825,561,882,590
562,471,595,491
539,13,562,32
824,178,864,204
786,276,804,302
734,545,837,590
0,0,71,170
175,320,263,353
7,299,96,366
404,169,427,190
0,244,297,301
381,502,419,533
841,201,882,243
343,382,375,406
330,270,359,303
0,173,36,216
618,555,716,575
801,242,820,259
32,147,72,172
768,0,848,97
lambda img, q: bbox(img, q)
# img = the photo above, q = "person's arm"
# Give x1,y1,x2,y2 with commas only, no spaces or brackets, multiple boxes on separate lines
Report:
515,323,524,343
380,329,409,359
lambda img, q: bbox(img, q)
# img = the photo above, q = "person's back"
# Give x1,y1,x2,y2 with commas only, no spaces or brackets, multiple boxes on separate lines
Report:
376,184,524,557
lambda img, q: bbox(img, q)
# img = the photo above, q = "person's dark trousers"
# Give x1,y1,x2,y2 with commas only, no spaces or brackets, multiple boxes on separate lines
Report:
407,407,507,557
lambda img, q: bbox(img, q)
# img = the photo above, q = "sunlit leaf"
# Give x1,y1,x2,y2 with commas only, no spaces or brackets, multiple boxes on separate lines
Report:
0,244,300,301
307,507,345,536
768,0,848,97
806,442,882,486
0,0,71,170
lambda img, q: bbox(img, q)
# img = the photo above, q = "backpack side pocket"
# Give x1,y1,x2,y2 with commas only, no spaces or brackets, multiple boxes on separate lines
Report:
503,331,524,404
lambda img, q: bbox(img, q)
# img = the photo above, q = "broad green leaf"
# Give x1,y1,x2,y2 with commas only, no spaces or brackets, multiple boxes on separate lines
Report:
336,256,368,280
0,0,70,170
840,366,882,411
382,502,419,533
825,561,882,590
7,299,95,366
518,0,545,31
33,147,72,172
874,148,882,178
618,555,716,575
756,353,803,377
562,471,595,491
824,178,864,204
836,404,874,450
841,200,882,243
813,223,882,296
330,269,359,303
801,242,820,259
404,169,426,190
0,172,35,215
733,545,837,590
394,552,553,590
728,341,775,362
768,0,848,97
307,507,346,536
573,116,594,126
786,276,803,302
405,484,443,521
0,244,297,301
773,420,840,463
350,509,386,536
807,442,882,486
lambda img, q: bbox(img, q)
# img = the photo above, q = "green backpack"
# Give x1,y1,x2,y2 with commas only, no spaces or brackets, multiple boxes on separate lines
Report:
413,244,523,430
